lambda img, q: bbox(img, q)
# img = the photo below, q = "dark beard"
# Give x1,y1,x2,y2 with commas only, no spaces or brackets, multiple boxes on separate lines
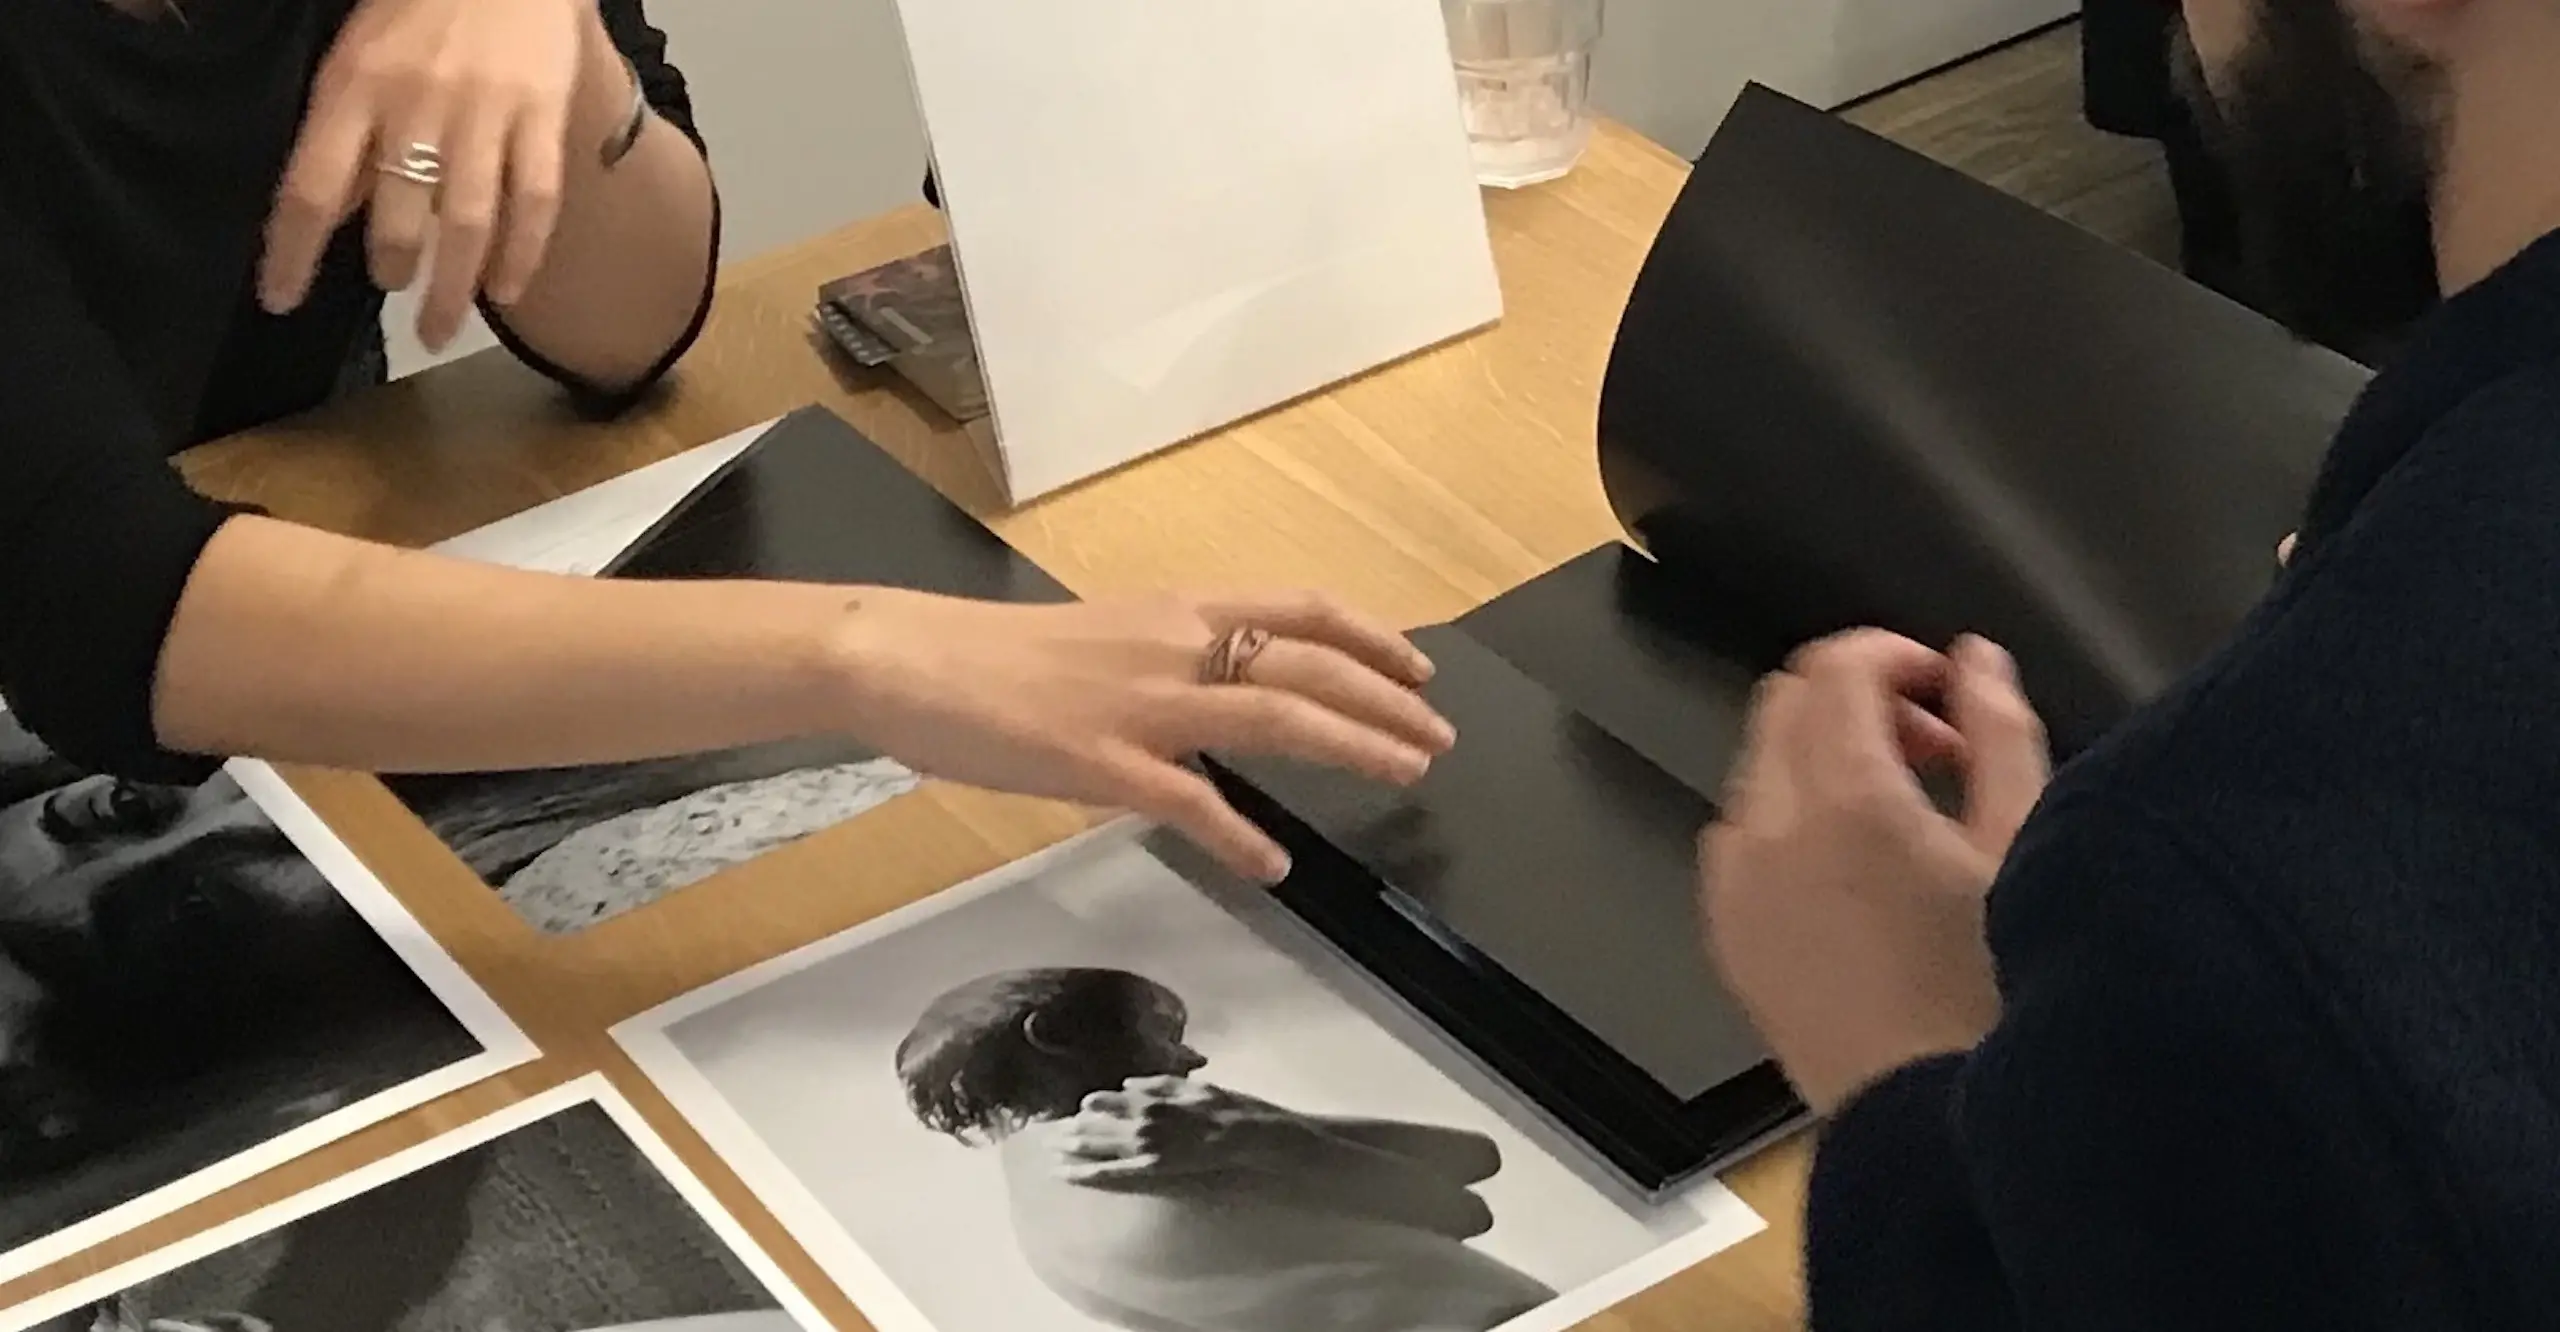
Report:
2172,2,2441,362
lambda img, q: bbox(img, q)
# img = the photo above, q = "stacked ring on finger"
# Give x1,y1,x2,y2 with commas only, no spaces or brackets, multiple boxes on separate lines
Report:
1198,626,1275,686
380,140,444,189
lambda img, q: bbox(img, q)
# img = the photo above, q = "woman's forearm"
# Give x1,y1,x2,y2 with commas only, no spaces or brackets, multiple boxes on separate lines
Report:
152,516,860,774
487,5,717,391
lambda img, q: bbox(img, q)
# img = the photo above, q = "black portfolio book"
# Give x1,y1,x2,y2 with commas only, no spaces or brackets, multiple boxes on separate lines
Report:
1213,84,2371,1195
615,84,2371,1198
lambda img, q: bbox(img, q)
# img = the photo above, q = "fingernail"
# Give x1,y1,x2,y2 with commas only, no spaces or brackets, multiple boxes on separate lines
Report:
1260,852,1293,885
1413,654,1438,682
1428,718,1458,750
1965,635,2017,683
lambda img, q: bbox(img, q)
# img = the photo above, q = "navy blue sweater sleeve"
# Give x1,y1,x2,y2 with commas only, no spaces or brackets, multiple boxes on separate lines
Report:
1804,798,2482,1331
1805,1056,2010,1329
478,0,720,417
0,190,229,783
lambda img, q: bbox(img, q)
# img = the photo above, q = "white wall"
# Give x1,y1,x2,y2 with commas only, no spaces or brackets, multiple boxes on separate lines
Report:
1591,0,2078,158
386,0,2073,376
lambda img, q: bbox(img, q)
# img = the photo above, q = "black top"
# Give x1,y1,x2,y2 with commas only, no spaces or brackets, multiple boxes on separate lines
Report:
1804,228,2560,1329
0,0,713,780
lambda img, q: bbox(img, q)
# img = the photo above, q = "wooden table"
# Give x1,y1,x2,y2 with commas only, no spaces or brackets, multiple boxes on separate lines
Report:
2,120,1811,1330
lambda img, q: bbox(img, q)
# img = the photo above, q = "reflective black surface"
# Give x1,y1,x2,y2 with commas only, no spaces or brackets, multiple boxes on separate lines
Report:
1220,627,1763,1102
606,406,1072,604
1600,85,2368,757
1455,543,1762,802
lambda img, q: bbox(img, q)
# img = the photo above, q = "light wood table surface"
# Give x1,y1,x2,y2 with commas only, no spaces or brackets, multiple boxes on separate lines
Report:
0,119,1810,1331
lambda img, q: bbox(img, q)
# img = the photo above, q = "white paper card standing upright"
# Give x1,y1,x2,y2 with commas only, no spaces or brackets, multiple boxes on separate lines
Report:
892,0,1504,501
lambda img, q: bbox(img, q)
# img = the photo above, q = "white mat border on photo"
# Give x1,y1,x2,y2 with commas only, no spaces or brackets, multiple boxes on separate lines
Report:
615,819,1769,1332
430,420,775,575
1,1073,831,1332
0,421,778,1286
0,749,539,1288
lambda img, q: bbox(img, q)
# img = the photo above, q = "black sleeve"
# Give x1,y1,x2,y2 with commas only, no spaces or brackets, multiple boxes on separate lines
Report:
477,0,721,418
0,192,231,783
1803,798,2483,1331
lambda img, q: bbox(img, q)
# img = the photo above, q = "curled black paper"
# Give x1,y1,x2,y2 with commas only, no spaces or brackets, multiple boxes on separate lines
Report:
1595,84,2367,758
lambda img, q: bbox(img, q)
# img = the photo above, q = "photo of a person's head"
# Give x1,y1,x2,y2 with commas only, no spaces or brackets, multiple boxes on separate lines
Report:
640,827,1754,1332
895,966,1557,1332
0,712,480,1246
897,968,1205,1140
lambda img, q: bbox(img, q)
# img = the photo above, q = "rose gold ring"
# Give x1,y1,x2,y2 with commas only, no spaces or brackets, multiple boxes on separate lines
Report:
1198,626,1274,686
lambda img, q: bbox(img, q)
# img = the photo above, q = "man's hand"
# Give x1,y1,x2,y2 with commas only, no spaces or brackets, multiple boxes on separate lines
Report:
259,0,596,348
1052,1076,1294,1186
1698,631,2050,1114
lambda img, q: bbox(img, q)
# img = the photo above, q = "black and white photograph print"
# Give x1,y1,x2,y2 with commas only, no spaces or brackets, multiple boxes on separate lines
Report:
616,822,1765,1332
0,708,533,1285
2,1076,831,1332
380,741,921,937
397,421,926,937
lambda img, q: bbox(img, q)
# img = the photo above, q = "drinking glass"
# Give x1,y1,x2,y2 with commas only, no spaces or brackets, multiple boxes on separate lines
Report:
1443,0,1605,188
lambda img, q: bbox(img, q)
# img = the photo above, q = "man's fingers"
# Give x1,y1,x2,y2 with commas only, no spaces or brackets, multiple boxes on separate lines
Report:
1237,639,1454,755
486,104,566,307
1895,698,1967,771
1947,635,2049,855
417,101,509,350
1109,754,1291,884
1787,630,1953,782
1162,686,1433,788
1207,591,1435,687
262,91,378,314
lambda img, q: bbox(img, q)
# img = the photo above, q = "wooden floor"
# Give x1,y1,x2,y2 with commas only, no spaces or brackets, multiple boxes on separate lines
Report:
1844,21,2183,268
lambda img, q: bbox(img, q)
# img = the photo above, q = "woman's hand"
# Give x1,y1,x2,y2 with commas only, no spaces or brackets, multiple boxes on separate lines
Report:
829,589,1456,882
258,0,594,349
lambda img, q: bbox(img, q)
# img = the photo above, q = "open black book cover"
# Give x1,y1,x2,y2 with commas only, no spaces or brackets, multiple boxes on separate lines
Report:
616,84,2368,1198
1215,83,2368,1195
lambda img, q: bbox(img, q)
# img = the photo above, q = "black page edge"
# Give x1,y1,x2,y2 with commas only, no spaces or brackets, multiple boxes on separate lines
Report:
595,412,800,579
